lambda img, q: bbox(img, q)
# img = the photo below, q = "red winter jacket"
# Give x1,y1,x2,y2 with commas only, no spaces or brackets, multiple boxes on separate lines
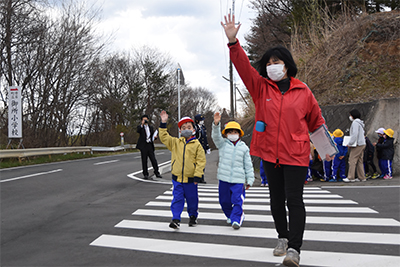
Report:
229,40,326,167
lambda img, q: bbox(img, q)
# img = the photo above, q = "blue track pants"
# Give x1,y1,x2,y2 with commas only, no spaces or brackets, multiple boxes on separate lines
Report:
218,180,246,225
171,180,198,221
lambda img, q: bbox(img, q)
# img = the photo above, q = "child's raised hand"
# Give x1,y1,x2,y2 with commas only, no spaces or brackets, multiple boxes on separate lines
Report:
214,112,221,125
160,110,168,123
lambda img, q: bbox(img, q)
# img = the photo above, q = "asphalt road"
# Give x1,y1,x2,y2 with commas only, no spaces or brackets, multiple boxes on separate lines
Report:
1,150,399,267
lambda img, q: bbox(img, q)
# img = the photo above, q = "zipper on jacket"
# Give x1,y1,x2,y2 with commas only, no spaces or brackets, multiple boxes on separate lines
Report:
275,94,284,167
181,142,187,182
230,142,236,178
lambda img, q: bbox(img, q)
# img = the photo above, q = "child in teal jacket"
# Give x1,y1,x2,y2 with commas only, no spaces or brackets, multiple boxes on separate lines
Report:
212,112,254,229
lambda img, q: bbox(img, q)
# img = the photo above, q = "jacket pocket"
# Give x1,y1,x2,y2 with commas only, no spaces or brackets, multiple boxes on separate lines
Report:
290,133,309,157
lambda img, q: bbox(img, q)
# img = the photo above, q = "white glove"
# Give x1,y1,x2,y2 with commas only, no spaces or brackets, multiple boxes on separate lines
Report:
206,149,211,154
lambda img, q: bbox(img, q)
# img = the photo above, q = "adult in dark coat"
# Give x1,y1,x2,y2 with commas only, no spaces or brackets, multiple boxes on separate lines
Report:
194,114,210,154
136,115,161,179
194,114,210,184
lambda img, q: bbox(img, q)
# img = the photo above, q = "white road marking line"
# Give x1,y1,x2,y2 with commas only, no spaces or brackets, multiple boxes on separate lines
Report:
198,188,333,194
127,160,171,185
132,209,400,226
322,185,400,189
90,235,400,267
162,191,343,198
94,160,119,165
146,201,377,214
248,186,323,190
164,190,343,198
0,169,63,183
159,193,355,204
115,220,400,245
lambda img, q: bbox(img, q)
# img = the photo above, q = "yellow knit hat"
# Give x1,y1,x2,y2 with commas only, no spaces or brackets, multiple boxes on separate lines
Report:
222,121,244,137
383,128,394,138
333,129,344,138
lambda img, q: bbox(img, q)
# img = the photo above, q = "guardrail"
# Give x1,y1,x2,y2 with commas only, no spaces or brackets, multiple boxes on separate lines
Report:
0,143,166,159
0,146,92,159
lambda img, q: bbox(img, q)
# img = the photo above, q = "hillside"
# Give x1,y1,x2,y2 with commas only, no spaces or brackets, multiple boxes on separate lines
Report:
292,11,400,106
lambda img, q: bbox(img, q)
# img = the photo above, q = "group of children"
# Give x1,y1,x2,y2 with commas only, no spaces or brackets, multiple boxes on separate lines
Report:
306,127,395,182
159,110,254,230
158,109,395,229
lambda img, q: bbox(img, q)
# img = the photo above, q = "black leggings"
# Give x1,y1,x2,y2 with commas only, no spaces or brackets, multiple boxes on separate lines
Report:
263,160,307,253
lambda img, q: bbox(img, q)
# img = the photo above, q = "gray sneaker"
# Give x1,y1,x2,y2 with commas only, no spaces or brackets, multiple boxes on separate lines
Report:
283,248,300,267
273,238,288,256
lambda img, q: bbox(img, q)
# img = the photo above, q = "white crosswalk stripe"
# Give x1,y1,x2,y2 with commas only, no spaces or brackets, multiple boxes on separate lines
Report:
146,200,378,213
90,186,400,266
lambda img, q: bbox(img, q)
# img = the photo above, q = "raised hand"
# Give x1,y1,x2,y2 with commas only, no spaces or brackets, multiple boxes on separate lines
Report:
160,110,168,123
220,14,241,43
214,112,221,125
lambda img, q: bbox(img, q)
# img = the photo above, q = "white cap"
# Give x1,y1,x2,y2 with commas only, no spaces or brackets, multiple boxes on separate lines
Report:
375,127,385,134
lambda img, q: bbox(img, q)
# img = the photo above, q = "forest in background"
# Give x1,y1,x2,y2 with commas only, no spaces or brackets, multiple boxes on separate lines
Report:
1,0,399,148
0,0,218,148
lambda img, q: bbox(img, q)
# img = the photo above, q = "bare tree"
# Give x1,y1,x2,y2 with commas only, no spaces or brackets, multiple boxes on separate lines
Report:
0,0,105,147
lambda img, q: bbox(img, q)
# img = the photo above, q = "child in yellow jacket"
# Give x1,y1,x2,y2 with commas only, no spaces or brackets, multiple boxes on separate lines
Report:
159,110,206,229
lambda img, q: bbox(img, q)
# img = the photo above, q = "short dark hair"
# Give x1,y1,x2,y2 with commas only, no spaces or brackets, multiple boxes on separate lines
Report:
255,45,298,79
349,109,361,119
141,114,149,120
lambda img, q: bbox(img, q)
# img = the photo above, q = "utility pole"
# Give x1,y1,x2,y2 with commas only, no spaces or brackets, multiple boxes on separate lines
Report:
223,76,250,115
229,0,236,119
177,64,184,137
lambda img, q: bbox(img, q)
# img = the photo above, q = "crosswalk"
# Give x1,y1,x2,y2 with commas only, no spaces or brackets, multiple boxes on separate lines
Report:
90,186,400,266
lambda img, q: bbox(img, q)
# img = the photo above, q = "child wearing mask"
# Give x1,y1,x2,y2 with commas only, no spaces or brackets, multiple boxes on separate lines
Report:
159,111,206,229
374,128,386,178
212,112,254,229
331,129,347,182
374,128,395,180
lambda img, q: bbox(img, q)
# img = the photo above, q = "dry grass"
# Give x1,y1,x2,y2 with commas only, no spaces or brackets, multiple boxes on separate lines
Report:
238,10,400,131
291,10,400,106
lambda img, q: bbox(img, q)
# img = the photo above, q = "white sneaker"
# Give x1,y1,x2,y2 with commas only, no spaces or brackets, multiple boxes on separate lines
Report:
342,178,352,183
273,238,288,256
354,178,361,182
232,221,240,230
283,248,300,267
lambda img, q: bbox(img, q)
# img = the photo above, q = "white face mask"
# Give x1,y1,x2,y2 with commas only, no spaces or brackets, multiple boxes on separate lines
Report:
181,129,195,138
349,116,354,122
227,134,239,142
266,64,287,81
199,121,204,125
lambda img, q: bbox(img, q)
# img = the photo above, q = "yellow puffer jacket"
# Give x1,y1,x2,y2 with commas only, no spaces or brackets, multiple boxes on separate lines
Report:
159,127,206,183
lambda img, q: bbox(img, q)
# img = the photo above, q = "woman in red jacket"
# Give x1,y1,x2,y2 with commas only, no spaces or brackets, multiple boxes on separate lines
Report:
221,14,334,267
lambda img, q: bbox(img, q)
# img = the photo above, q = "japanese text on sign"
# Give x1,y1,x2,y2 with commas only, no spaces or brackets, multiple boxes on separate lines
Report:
8,86,22,138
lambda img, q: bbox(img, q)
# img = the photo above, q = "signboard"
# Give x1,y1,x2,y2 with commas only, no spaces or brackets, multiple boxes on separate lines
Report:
8,86,22,138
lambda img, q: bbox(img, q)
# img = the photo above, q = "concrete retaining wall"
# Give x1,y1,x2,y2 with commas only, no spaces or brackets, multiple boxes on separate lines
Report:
321,98,399,174
243,98,399,176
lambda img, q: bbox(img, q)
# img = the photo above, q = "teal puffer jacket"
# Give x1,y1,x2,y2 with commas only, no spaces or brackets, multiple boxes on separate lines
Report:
212,122,254,186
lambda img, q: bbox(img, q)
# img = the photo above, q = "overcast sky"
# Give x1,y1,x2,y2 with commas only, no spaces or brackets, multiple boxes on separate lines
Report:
87,0,257,112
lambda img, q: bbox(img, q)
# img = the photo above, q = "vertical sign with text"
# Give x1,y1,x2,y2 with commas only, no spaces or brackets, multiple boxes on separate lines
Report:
8,86,22,138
